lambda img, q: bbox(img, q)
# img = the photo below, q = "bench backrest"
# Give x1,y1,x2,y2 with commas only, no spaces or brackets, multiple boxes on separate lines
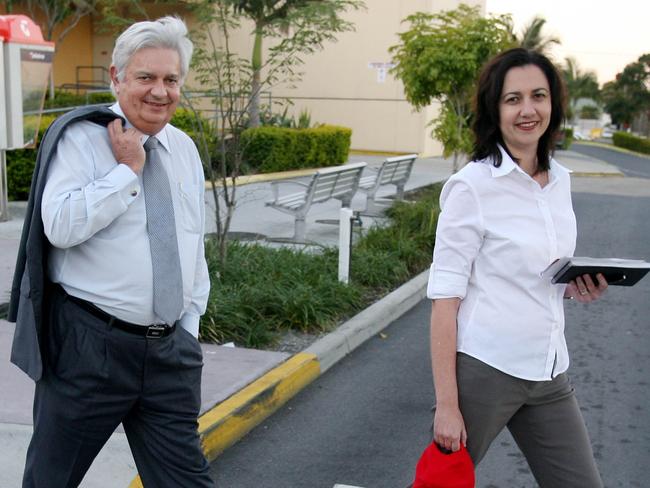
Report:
377,154,417,186
308,162,367,206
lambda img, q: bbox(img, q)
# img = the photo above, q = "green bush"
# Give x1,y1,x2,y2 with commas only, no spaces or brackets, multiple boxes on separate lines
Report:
200,183,443,347
241,125,352,173
6,115,57,200
170,108,215,150
613,131,650,155
579,105,600,120
44,89,114,109
555,127,573,150
201,242,363,346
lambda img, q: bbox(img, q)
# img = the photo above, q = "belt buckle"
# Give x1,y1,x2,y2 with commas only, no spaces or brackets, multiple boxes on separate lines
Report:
146,324,166,339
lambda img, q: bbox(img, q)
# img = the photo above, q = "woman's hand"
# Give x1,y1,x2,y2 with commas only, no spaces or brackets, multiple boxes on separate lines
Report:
565,273,608,303
433,404,467,453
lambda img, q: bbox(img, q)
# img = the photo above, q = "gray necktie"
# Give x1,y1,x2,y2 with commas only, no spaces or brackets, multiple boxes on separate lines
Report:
143,137,183,325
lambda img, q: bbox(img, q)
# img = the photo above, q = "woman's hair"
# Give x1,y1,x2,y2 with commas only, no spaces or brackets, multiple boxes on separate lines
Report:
471,48,566,172
111,16,193,93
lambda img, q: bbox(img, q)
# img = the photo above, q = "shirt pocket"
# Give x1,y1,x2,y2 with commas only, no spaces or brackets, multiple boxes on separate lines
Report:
176,183,202,234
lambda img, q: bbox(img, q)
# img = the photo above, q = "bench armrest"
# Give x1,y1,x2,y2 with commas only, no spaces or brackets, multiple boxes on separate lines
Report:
269,179,310,200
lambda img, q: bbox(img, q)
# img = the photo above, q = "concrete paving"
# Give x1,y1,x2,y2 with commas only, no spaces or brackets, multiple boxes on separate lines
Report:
0,149,623,487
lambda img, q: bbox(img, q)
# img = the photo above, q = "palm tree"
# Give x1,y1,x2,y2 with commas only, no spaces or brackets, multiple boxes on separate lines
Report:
230,0,309,128
517,16,560,55
563,57,600,121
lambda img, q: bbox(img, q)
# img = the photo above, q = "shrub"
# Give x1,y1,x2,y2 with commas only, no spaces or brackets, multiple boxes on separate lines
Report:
200,183,443,347
555,127,573,150
44,89,114,109
201,241,363,346
561,127,573,150
261,107,313,129
6,115,57,200
579,105,600,119
170,108,216,154
612,131,650,155
241,125,352,173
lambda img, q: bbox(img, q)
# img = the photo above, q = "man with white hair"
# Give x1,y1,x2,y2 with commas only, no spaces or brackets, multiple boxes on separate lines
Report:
11,17,214,487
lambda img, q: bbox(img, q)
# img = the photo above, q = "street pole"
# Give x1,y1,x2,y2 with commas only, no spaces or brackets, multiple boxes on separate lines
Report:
338,207,353,284
0,149,9,222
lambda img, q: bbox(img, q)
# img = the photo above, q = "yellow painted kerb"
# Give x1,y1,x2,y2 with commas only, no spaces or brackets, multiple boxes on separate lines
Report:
199,352,320,459
128,352,321,487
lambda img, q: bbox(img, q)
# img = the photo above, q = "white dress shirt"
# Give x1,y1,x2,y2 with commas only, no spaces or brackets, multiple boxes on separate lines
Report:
41,103,210,337
427,146,577,381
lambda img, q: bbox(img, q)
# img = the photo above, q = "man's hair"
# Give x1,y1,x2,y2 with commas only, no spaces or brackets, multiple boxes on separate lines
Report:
111,16,193,91
471,48,566,172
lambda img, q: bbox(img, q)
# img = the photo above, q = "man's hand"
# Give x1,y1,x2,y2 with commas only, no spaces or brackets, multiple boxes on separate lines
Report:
433,404,467,452
108,119,145,174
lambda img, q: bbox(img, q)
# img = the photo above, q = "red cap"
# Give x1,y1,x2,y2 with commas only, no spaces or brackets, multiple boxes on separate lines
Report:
412,443,475,488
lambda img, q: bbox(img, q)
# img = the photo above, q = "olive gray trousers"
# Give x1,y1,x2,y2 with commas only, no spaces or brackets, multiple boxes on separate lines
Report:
455,352,603,488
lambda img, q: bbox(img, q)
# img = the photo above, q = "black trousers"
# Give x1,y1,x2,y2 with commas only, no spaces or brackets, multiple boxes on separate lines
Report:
22,286,215,487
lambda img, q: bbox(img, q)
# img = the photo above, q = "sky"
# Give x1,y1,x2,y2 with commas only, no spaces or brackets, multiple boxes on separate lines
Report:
485,0,650,85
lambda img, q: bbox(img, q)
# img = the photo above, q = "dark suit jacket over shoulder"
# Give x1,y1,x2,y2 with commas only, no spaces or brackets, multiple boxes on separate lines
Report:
8,106,123,382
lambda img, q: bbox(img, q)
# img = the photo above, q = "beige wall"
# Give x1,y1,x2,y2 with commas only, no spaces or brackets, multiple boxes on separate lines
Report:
50,16,95,88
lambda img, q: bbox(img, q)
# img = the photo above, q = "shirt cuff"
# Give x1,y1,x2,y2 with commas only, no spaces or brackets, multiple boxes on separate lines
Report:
178,313,200,338
110,164,140,204
427,264,468,299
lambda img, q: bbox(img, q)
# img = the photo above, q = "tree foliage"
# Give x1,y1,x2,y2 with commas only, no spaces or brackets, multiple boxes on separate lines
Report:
389,4,514,170
562,57,600,121
602,53,650,127
12,0,97,42
516,15,560,55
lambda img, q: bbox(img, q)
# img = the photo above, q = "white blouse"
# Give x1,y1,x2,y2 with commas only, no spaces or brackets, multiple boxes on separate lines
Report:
427,146,577,381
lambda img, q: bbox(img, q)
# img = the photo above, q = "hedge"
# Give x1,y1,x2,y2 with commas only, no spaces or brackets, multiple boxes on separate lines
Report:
5,108,206,201
5,109,351,200
43,90,115,109
612,131,650,155
6,115,57,200
557,127,573,150
241,125,352,173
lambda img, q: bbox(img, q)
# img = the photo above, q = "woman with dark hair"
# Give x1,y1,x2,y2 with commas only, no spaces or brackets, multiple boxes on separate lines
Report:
427,48,607,486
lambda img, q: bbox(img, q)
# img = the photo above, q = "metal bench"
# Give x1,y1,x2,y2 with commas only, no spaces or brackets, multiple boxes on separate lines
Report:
358,154,417,214
265,162,367,241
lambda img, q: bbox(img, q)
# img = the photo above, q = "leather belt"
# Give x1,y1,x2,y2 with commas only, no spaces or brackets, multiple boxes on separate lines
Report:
66,294,176,339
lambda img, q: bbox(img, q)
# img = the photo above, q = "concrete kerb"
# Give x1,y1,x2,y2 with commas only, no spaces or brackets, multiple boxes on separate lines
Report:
128,269,429,487
304,269,429,373
571,171,625,177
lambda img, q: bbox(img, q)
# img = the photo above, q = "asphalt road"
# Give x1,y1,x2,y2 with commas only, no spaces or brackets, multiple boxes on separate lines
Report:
210,148,650,488
572,142,650,178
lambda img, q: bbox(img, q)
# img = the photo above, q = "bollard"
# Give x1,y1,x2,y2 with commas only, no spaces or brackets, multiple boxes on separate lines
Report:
338,207,353,284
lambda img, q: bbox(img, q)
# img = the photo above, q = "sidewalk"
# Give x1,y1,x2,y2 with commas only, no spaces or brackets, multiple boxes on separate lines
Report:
0,150,623,487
